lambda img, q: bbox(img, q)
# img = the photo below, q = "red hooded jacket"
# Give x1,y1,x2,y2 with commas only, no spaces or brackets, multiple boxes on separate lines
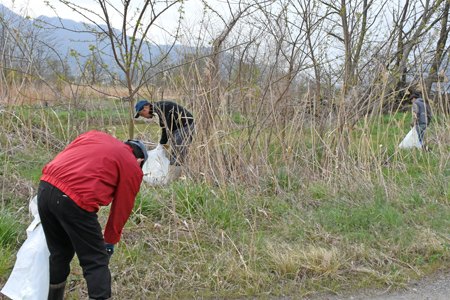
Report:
41,130,143,244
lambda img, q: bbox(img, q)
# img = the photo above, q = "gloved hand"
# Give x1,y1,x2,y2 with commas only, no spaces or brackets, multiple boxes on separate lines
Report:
106,243,114,258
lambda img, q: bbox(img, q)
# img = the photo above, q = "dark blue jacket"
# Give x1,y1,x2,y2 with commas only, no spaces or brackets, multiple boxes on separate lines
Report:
150,101,194,144
412,98,431,125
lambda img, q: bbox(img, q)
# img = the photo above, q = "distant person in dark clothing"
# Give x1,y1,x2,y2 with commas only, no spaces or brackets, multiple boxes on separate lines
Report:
411,94,432,149
134,100,195,181
38,131,147,300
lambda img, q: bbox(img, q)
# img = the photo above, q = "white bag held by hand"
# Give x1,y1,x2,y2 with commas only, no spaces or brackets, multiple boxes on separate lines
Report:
399,127,422,149
142,144,170,186
1,196,50,300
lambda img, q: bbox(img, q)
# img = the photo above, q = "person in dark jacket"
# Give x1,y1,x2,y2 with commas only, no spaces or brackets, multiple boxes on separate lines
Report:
134,100,195,181
38,130,147,300
411,94,432,149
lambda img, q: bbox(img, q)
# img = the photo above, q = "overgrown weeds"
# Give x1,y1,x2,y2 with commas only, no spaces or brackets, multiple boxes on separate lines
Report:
1,81,450,299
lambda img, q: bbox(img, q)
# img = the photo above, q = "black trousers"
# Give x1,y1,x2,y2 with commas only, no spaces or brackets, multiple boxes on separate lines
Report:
37,181,111,299
169,123,195,166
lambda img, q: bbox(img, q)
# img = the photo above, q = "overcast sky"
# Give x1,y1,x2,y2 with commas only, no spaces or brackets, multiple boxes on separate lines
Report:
8,0,102,22
5,0,225,42
5,0,237,44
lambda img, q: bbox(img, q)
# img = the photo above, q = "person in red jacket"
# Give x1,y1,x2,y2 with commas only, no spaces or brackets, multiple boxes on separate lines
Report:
37,131,147,300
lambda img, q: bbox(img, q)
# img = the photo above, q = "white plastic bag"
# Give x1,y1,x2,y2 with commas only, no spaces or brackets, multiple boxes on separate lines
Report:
1,196,50,300
399,128,422,149
142,144,170,186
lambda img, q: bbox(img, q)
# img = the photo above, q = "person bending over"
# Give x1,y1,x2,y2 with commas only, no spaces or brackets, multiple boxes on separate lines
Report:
38,130,147,300
135,100,195,181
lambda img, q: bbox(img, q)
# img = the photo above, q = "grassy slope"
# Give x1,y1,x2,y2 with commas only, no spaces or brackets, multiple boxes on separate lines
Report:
1,102,450,299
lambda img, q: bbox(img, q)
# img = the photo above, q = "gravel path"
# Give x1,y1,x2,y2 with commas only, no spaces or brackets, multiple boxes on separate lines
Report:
302,267,450,300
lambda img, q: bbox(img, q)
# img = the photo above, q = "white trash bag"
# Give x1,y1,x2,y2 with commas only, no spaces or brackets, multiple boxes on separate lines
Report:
1,196,50,300
399,127,422,149
142,144,170,186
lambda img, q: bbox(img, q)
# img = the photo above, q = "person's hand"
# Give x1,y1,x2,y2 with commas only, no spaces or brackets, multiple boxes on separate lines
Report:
106,244,114,258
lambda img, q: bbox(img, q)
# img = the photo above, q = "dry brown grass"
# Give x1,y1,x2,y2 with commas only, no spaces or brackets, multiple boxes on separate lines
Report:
0,83,130,106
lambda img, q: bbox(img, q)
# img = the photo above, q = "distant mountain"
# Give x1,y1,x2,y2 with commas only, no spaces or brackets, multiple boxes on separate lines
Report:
35,15,177,73
0,4,192,75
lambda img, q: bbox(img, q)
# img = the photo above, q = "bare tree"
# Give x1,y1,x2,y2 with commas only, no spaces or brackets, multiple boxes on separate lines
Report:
319,0,384,94
424,0,450,98
385,0,447,97
200,0,260,133
0,5,67,104
51,0,185,138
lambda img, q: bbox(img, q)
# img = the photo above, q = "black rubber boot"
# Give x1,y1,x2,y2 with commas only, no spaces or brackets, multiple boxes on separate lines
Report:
48,281,66,300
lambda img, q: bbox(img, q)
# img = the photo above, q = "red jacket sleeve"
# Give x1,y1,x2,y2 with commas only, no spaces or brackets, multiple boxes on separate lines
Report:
103,167,143,245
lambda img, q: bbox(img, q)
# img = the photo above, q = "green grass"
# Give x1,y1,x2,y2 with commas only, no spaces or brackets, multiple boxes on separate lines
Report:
0,245,15,280
0,209,26,247
232,112,248,124
318,189,404,242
